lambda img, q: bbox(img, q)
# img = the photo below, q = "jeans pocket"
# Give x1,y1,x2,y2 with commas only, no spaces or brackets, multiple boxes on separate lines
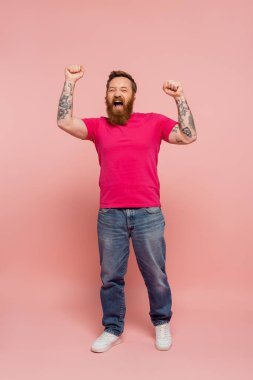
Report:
99,208,112,213
144,206,161,214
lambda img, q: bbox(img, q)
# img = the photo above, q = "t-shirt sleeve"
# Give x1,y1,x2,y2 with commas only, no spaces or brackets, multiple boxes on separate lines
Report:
81,117,99,143
159,114,178,142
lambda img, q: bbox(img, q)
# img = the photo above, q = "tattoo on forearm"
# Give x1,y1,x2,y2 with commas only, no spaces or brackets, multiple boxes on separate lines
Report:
182,126,192,138
175,96,196,140
177,97,189,117
57,81,74,122
188,113,196,131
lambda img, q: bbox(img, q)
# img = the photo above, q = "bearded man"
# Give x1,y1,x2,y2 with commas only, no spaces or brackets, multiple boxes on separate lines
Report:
57,66,197,353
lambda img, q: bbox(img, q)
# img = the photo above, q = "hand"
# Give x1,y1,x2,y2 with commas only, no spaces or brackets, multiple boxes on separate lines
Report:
162,80,184,98
65,65,85,82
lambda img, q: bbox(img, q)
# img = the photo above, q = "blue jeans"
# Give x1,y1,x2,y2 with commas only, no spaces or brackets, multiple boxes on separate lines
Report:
97,207,173,337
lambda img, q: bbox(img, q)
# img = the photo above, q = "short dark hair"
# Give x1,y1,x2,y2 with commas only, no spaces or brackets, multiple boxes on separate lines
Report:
106,70,137,93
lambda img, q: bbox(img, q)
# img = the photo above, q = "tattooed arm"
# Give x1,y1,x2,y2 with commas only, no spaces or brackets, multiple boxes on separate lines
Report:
170,95,197,144
57,79,75,125
57,65,88,140
162,79,197,144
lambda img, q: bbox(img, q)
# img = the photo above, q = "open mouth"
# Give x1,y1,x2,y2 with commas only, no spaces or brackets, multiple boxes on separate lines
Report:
113,100,124,110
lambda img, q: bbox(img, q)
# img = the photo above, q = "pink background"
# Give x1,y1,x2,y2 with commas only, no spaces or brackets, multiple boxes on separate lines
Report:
1,0,253,378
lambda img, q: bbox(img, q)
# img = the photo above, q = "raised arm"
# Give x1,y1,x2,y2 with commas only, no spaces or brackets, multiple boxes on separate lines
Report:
57,65,88,140
162,80,197,144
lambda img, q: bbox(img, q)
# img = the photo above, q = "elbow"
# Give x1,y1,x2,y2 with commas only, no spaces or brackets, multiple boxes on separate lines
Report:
189,131,197,143
57,118,62,128
57,120,68,130
187,135,197,144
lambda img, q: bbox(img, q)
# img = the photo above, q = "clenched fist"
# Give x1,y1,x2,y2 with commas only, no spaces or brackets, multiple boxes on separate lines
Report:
65,65,85,82
162,80,184,98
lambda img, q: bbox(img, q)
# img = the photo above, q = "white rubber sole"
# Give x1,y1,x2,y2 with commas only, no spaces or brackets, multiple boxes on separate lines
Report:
155,341,173,351
91,337,123,353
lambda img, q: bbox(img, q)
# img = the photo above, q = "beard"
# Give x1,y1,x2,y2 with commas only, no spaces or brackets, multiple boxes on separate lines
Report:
105,94,135,125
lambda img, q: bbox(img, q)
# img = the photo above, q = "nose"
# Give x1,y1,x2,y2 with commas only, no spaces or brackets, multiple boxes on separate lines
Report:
114,89,121,97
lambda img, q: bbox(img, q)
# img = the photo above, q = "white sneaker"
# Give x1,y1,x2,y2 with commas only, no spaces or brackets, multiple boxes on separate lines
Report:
155,322,172,350
91,331,122,353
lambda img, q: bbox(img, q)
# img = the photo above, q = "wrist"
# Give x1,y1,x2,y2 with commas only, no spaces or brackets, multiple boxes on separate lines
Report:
174,94,186,102
65,78,77,85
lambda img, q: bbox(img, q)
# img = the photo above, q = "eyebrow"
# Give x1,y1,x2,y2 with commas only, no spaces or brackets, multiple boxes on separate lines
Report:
108,86,128,89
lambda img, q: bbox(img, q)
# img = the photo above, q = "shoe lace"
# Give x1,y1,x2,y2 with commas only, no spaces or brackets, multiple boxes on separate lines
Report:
157,323,169,339
98,331,115,341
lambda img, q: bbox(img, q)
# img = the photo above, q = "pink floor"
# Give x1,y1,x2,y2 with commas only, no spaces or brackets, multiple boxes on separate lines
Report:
1,277,252,380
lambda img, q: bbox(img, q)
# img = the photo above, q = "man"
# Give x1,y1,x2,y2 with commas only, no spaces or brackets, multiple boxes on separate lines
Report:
57,65,197,353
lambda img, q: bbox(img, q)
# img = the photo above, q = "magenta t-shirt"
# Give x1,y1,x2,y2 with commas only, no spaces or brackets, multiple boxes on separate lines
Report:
81,112,177,208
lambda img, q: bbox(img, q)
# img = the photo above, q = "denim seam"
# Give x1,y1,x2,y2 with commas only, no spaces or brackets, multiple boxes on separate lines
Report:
119,260,127,321
144,207,161,214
